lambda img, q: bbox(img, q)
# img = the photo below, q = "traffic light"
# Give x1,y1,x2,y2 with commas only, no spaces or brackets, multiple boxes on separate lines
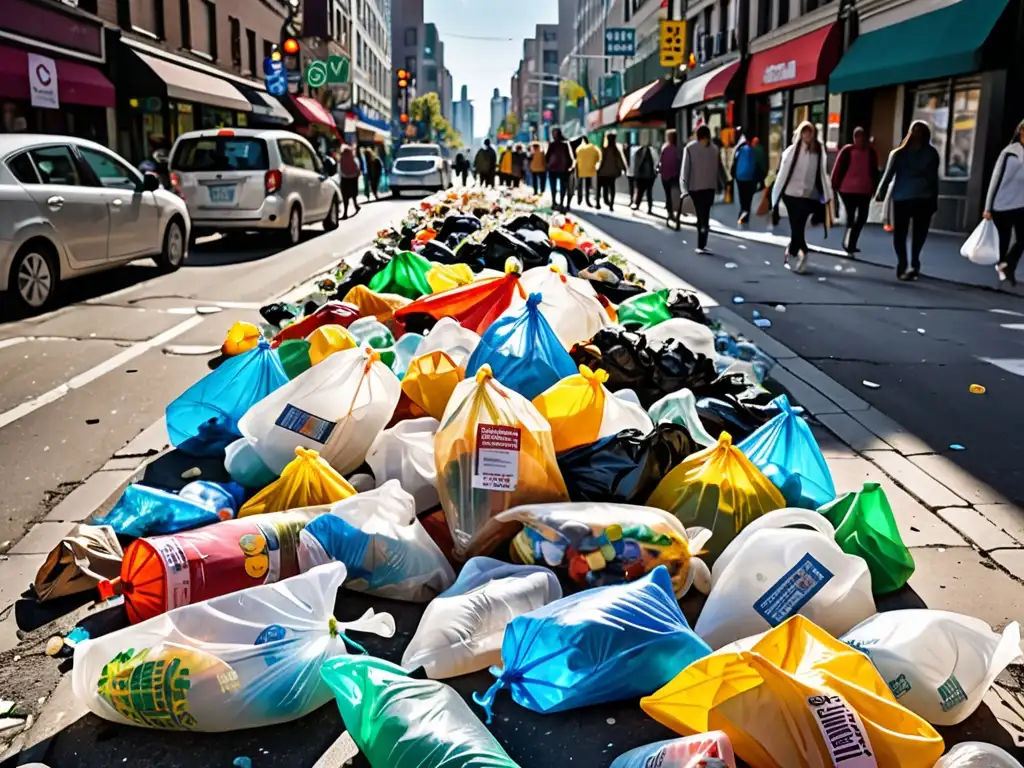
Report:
282,37,300,56
397,69,409,89
280,4,302,86
400,113,409,123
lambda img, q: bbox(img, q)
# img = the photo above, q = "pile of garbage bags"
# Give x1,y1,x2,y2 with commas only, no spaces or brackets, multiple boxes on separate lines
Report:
44,187,1022,766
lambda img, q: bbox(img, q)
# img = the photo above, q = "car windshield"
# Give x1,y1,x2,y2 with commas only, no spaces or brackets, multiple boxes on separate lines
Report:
171,137,269,172
395,145,441,159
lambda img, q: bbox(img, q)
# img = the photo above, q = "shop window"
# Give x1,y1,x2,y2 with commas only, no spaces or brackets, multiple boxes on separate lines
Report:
948,86,980,179
246,29,256,75
230,16,241,71
7,153,40,185
29,146,81,186
912,87,950,176
79,148,140,191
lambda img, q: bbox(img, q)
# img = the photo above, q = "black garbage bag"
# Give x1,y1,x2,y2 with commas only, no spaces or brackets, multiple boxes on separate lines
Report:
581,260,647,303
505,213,550,234
556,428,650,504
437,214,482,241
695,396,766,443
420,239,458,264
451,240,487,272
334,250,392,299
479,228,545,271
570,327,652,394
665,288,709,325
516,227,553,262
648,339,720,403
259,302,298,327
399,312,440,336
641,422,701,495
555,247,591,276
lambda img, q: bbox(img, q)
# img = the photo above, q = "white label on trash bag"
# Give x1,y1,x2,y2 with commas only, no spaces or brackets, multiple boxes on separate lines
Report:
274,403,337,445
753,553,834,627
153,537,191,611
472,424,521,492
806,694,877,768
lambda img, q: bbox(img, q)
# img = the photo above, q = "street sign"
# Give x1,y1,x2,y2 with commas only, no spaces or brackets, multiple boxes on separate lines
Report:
327,55,349,84
659,19,686,67
305,59,328,88
604,28,636,57
263,56,287,96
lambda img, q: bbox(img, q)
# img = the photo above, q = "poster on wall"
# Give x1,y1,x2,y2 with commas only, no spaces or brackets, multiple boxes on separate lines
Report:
28,53,59,110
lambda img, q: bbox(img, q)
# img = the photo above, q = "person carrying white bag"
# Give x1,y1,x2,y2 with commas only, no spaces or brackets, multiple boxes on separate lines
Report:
981,118,1024,285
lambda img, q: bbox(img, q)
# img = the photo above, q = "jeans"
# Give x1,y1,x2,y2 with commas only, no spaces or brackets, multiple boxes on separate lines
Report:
782,195,817,255
577,176,594,205
458,171,468,186
661,177,680,222
549,171,570,208
737,180,757,218
891,198,934,272
991,207,1024,280
634,177,655,210
599,177,617,209
532,171,547,194
840,192,870,251
689,189,715,249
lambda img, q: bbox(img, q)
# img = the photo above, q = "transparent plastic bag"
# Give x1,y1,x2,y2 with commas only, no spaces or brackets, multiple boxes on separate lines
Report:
610,732,737,768
167,339,288,456
95,480,244,538
737,394,836,509
321,656,521,768
515,265,610,348
306,324,357,366
239,447,356,517
648,389,718,447
934,743,1024,768
368,249,434,298
960,219,1000,266
365,417,440,514
391,332,424,379
297,481,455,602
415,316,480,368
401,350,465,421
402,557,562,679
239,346,401,475
221,321,261,357
646,431,786,564
642,615,944,768
473,566,711,721
841,610,1022,726
435,366,569,560
694,508,876,649
74,563,396,732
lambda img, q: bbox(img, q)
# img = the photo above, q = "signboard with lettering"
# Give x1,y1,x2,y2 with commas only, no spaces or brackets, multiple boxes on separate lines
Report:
659,19,686,68
762,60,797,86
604,28,636,57
28,53,59,109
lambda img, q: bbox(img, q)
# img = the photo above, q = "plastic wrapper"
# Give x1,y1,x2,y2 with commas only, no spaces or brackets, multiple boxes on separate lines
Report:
516,266,610,348
297,481,454,602
610,732,737,768
277,338,312,379
394,269,526,336
642,615,944,768
221,321,261,357
934,743,1024,768
95,480,245,538
694,508,876,649
239,447,356,517
322,656,521,768
737,394,836,509
649,389,720,447
224,437,278,489
499,502,709,597
427,262,475,293
368,249,434,299
415,317,480,367
271,301,361,348
306,324,357,366
402,557,562,679
167,339,288,456
400,350,465,422
435,366,569,560
365,417,440,513
646,432,786,564
643,317,720,362
841,610,1022,726
819,482,916,593
340,284,410,325
74,563,396,732
239,346,401,476
473,566,711,721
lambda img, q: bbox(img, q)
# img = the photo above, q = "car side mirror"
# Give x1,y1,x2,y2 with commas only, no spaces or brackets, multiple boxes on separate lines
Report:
141,173,161,192
321,156,337,177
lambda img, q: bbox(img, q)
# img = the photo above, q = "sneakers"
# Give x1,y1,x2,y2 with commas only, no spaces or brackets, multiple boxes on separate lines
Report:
995,262,1016,286
737,211,749,225
695,247,712,255
795,251,808,273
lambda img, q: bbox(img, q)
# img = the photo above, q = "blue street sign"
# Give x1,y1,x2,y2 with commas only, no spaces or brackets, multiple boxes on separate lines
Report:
263,56,283,77
263,56,287,95
604,27,636,57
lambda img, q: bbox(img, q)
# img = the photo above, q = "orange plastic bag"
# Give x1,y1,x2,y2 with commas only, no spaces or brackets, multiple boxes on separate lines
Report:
549,228,578,251
394,271,526,335
307,324,358,366
342,284,411,324
641,616,944,768
239,446,356,517
401,350,465,421
222,321,261,357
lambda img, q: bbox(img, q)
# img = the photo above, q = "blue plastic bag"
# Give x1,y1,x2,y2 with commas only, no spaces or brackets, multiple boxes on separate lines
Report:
94,480,246,538
166,339,288,456
465,293,576,400
472,565,710,721
737,394,836,509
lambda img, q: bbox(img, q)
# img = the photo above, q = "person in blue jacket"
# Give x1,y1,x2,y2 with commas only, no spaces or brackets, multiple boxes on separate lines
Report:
731,130,765,225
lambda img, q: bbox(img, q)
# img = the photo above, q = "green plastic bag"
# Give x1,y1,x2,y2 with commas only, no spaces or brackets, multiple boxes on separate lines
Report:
818,481,916,594
321,656,521,768
277,338,312,379
368,250,434,299
349,317,397,367
616,289,672,330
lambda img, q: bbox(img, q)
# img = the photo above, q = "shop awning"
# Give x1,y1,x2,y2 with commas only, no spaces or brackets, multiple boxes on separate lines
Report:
133,50,250,112
585,103,620,132
617,80,661,122
0,43,114,108
672,60,741,109
745,23,840,95
235,82,292,125
355,120,390,139
829,0,1010,93
290,95,337,129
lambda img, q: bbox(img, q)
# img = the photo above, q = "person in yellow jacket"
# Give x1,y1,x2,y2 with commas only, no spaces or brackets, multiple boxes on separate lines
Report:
529,142,547,195
574,137,601,207
498,146,514,187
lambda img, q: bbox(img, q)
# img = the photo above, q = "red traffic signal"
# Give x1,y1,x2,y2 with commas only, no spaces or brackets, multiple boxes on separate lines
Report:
399,113,409,123
282,37,299,55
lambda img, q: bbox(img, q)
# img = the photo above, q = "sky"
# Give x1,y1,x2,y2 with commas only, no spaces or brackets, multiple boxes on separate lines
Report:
423,0,559,138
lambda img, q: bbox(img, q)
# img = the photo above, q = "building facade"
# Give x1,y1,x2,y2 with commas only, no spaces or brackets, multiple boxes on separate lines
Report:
489,87,509,139
452,83,473,146
351,0,392,143
441,65,453,122
535,23,560,138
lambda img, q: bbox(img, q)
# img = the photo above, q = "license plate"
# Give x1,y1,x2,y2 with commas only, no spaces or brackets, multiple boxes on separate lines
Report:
208,184,236,203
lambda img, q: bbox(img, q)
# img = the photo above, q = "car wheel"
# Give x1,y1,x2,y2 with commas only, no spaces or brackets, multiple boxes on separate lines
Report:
10,241,58,312
282,205,302,246
391,189,402,199
322,196,340,231
156,217,186,272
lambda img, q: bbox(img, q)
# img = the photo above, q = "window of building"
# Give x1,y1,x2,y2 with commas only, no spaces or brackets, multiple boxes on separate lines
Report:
246,28,256,74
777,0,789,26
405,27,416,46
118,0,165,38
78,0,98,13
179,0,191,48
912,81,980,179
542,29,558,41
205,0,218,59
406,56,416,74
229,16,241,70
757,0,772,35
263,39,274,60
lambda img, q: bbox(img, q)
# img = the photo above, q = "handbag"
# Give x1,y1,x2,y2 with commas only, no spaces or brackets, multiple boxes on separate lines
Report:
756,185,772,217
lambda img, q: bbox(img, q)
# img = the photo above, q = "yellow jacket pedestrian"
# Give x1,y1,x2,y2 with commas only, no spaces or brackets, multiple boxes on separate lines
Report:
576,142,601,178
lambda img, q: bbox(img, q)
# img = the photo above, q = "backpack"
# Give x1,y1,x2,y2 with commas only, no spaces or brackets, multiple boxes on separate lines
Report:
637,148,655,178
734,143,756,182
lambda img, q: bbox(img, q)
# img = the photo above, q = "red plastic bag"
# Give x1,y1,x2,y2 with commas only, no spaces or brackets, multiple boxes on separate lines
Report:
271,302,361,348
394,273,526,335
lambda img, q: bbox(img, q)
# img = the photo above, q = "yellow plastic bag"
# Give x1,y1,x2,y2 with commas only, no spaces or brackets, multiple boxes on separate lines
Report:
222,321,261,357
239,446,356,517
307,324,358,366
641,615,944,768
435,365,569,560
549,228,578,251
646,431,784,564
402,350,465,421
426,262,475,294
531,365,607,454
342,284,411,324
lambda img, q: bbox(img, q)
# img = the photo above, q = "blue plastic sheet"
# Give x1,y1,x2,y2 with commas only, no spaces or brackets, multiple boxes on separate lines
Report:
737,394,836,509
465,293,576,400
167,340,288,456
95,480,245,538
472,566,710,721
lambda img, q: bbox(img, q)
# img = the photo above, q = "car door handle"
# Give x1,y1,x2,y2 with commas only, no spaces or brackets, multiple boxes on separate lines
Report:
46,195,64,210
111,199,123,209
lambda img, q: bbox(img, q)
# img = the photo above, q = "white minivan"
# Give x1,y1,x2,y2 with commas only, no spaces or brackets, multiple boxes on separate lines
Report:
169,128,341,246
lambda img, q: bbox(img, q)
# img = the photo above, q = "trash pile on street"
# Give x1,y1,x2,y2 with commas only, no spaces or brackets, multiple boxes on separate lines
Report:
30,187,1024,767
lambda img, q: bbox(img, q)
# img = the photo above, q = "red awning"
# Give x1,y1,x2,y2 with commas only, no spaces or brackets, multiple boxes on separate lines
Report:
617,80,663,123
0,43,114,108
745,23,841,95
291,95,337,129
705,61,741,101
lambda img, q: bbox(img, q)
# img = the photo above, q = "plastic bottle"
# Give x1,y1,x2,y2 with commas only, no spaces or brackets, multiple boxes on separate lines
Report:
95,480,245,538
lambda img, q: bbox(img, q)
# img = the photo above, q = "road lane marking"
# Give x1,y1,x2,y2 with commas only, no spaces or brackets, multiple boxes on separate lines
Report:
0,338,28,351
979,357,1024,377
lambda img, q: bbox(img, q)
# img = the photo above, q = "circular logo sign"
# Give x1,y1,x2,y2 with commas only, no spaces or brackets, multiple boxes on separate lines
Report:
305,60,328,88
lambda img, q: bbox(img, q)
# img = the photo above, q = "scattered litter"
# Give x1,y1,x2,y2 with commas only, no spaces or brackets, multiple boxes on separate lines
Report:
753,318,772,329
724,262,738,269
751,310,760,318
732,296,745,304
67,627,90,644
862,380,881,389
774,305,786,313
85,418,99,425
845,267,857,273
0,700,15,716
834,265,843,272
738,245,747,250
969,384,986,394
917,328,926,334
949,444,965,451
163,344,222,356
125,369,138,374
818,276,827,282
765,260,771,265
606,717,617,725
180,467,202,480
196,306,223,315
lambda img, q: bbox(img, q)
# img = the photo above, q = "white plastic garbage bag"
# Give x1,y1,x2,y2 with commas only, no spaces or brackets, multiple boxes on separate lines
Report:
648,389,718,447
414,317,480,368
515,265,611,348
960,219,1001,266
841,609,1022,726
365,417,440,514
239,346,401,475
695,508,876,649
401,557,562,679
297,481,455,602
643,317,720,362
933,742,1024,768
71,563,395,732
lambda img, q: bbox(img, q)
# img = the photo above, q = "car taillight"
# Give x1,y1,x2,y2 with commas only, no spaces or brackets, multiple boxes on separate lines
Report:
265,169,282,195
169,172,184,198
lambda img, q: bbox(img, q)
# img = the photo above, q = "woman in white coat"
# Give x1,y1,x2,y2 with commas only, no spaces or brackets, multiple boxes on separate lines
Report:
770,121,834,273
984,118,1024,287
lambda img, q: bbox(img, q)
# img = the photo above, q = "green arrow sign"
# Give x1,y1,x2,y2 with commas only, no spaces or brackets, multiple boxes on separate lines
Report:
327,55,350,84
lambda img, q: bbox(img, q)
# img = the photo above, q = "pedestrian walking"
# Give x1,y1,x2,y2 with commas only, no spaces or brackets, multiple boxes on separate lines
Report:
597,134,627,211
660,130,682,227
731,132,764,225
771,121,834,273
530,142,547,195
575,136,600,207
876,120,940,280
454,151,470,186
364,147,383,200
681,125,722,253
632,140,658,214
338,143,362,219
984,118,1024,287
546,127,575,212
831,127,879,254
475,139,498,187
626,141,639,204
510,143,526,187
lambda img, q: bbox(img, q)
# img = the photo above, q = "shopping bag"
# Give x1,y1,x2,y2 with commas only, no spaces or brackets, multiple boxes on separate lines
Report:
221,321,261,357
960,218,1001,266
296,481,455,602
306,324,358,366
933,742,1024,768
321,656,521,767
516,265,611,348
401,350,465,421
648,389,718,447
818,481,915,593
610,732,736,768
756,185,772,217
401,557,562,679
617,290,673,330
239,447,356,517
414,316,481,367
341,284,410,325
167,339,288,456
365,417,440,514
472,566,711,721
368,249,434,299
75,563,395,732
271,301,360,347
841,609,1022,726
394,269,526,336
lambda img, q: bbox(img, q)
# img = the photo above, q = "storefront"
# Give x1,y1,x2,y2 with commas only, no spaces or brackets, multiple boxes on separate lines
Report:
584,103,620,146
234,83,293,129
288,95,340,155
617,79,680,147
672,59,742,141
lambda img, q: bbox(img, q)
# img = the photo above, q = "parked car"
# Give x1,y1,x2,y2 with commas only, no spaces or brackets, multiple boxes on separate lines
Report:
390,143,451,197
0,135,190,312
169,128,340,246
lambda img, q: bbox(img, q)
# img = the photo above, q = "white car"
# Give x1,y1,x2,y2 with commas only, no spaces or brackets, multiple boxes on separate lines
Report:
390,143,451,197
0,135,190,312
169,128,341,246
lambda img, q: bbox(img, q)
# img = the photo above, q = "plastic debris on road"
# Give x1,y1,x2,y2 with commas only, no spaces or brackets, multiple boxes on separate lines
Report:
610,732,736,768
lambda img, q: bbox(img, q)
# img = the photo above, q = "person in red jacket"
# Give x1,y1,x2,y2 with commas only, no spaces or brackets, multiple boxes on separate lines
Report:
831,127,880,254
338,144,362,219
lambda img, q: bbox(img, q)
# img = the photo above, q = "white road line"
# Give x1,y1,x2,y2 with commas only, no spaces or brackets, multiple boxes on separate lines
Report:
0,315,204,431
991,309,1024,317
999,323,1024,330
0,337,28,351
979,357,1024,377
